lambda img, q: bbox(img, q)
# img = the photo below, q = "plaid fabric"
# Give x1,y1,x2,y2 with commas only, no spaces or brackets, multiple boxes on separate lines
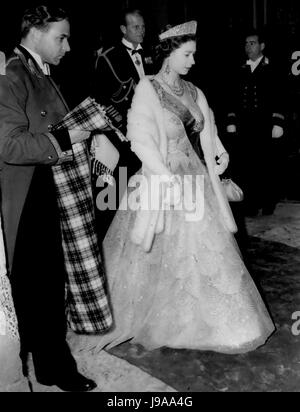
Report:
50,96,126,187
51,96,127,142
52,141,113,333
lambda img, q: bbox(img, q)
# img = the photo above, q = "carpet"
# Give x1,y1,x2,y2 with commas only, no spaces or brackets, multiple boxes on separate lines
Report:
28,237,300,392
27,350,176,392
106,237,300,392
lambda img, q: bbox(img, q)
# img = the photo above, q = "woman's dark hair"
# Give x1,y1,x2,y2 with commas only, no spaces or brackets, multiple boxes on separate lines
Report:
21,5,68,39
154,34,196,68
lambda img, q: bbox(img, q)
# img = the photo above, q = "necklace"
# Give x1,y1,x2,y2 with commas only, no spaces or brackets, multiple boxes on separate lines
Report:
159,75,185,97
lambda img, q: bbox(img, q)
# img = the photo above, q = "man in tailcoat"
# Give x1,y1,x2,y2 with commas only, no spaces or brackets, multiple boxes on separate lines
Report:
0,5,112,391
92,8,154,240
226,30,286,216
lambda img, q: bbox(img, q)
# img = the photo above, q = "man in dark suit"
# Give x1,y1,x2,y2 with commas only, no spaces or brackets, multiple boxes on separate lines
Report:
226,30,286,216
0,5,112,391
92,8,154,240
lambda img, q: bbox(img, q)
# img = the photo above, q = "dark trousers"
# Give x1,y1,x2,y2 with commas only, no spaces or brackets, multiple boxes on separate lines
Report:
227,118,281,214
10,167,77,380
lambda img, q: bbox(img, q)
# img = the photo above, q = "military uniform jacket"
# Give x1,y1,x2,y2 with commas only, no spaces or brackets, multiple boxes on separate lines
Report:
93,42,154,125
0,46,72,268
227,56,285,131
92,43,154,177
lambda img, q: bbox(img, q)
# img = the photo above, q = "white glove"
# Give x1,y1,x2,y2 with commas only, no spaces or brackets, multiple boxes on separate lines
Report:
227,125,237,133
215,152,229,176
272,125,284,138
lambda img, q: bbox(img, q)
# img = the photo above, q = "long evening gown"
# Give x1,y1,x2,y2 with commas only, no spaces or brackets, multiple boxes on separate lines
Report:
95,79,275,354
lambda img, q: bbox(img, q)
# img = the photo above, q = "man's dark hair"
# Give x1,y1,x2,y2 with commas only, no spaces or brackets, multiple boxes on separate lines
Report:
21,4,68,39
119,7,143,27
245,29,266,45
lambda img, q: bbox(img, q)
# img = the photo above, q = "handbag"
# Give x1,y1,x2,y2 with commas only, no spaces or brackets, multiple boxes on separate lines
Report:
91,133,120,185
221,178,244,202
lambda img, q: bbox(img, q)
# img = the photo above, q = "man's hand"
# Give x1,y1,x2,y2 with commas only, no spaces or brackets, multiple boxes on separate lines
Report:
69,129,91,144
272,125,284,139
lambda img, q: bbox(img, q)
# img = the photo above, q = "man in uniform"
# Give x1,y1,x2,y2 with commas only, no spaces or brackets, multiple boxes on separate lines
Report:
92,8,154,240
0,5,112,391
226,30,286,216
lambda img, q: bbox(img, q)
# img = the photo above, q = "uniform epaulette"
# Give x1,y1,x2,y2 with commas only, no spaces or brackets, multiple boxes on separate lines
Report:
5,55,19,67
95,46,115,70
272,112,285,127
98,46,115,59
95,47,126,84
273,113,285,121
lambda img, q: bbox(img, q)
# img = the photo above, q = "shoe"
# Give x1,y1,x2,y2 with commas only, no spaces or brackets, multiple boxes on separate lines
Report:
37,371,97,392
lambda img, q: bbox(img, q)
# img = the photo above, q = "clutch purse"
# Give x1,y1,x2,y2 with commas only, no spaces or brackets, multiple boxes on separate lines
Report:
91,133,120,185
221,178,244,202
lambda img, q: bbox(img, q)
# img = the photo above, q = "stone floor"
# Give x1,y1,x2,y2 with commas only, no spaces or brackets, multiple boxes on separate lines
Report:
4,201,300,392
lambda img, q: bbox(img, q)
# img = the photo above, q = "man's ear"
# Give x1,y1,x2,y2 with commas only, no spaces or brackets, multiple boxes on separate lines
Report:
261,42,266,52
31,27,43,44
120,25,126,36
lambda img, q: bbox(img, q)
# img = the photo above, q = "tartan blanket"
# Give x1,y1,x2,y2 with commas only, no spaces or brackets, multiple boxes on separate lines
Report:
50,96,127,142
50,98,117,332
53,141,113,333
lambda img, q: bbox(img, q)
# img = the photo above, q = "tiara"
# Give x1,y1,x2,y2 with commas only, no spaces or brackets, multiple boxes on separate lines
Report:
159,20,197,41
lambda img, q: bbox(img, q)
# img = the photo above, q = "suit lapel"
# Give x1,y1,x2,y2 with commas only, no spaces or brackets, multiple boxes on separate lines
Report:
15,45,44,79
46,76,70,111
251,56,268,77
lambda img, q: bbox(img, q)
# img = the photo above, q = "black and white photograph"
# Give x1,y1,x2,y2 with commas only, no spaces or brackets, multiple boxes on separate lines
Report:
0,0,299,394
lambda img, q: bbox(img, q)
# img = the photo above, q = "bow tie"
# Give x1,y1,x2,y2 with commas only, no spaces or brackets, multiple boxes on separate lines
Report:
125,47,143,56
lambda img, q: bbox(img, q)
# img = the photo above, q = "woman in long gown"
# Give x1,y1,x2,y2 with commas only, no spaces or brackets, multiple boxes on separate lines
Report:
94,21,275,354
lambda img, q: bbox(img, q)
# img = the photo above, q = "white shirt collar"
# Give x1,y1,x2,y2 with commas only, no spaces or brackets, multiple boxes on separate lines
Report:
20,44,50,75
246,55,264,72
122,38,142,51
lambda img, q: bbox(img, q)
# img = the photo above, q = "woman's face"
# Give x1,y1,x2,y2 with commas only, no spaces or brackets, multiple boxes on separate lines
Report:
168,40,196,75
